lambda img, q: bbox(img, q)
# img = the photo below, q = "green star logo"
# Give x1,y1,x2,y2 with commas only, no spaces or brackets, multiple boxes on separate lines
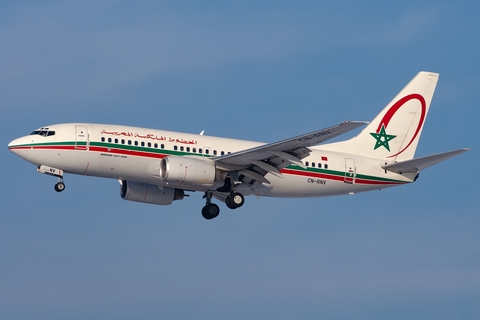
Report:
370,124,396,152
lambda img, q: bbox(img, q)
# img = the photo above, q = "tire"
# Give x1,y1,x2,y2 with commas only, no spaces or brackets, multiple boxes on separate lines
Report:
230,192,244,207
54,182,65,192
225,196,237,210
202,204,220,220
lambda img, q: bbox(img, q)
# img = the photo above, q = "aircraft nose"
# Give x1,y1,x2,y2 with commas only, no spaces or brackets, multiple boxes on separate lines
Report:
8,138,17,149
8,137,25,153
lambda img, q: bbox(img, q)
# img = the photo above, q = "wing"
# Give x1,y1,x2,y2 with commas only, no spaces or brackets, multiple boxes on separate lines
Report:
213,121,367,184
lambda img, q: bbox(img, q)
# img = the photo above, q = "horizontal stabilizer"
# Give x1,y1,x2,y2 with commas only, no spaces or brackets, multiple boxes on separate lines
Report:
382,148,470,173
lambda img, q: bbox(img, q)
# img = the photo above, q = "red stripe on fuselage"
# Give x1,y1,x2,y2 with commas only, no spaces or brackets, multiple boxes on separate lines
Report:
281,168,405,185
89,146,166,159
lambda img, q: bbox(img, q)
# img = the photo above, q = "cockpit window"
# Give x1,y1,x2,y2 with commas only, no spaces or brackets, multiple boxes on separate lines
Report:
30,129,55,137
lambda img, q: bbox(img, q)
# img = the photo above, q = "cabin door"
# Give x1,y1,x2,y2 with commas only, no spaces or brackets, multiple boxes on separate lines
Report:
344,158,356,184
75,125,89,150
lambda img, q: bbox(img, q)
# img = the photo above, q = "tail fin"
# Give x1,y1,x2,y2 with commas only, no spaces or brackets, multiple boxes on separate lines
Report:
354,71,439,161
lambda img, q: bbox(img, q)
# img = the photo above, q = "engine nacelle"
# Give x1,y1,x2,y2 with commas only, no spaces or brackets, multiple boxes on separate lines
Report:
120,180,184,205
160,156,216,186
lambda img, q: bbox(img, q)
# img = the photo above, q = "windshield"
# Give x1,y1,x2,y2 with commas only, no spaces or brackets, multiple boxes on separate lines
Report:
30,128,55,137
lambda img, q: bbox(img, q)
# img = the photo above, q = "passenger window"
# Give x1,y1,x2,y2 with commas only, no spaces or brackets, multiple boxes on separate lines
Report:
174,146,178,151
148,142,151,148
312,162,316,168
115,138,118,144
213,150,217,155
141,142,145,147
221,151,225,155
325,164,328,169
186,147,190,152
205,149,210,155
108,138,112,143
305,161,309,167
180,146,184,151
121,139,125,144
154,143,158,148
128,140,132,145
161,144,165,149
193,147,196,153
199,148,203,153
318,163,322,168
101,137,105,142
134,141,138,146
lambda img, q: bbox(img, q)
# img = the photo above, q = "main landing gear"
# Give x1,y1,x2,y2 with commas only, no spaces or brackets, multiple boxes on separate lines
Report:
201,192,245,220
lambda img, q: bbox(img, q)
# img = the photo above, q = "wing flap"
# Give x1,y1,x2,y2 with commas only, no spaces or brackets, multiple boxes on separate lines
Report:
382,148,470,173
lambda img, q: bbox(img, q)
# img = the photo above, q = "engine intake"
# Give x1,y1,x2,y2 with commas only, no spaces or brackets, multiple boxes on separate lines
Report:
160,156,216,186
120,180,184,205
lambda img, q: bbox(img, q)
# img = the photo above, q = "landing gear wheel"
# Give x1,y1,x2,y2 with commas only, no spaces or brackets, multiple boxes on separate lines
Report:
202,203,220,220
226,192,244,209
54,182,65,192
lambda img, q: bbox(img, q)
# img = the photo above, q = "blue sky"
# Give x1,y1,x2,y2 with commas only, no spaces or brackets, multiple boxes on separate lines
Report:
1,1,479,319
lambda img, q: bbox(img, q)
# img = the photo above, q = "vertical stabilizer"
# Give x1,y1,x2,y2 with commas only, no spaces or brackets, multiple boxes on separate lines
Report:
354,71,439,161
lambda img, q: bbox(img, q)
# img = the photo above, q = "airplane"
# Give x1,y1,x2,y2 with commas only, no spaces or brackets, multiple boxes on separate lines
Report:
8,71,469,220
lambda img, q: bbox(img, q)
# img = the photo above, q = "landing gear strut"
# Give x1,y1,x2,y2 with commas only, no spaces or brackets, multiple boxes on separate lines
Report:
201,192,220,220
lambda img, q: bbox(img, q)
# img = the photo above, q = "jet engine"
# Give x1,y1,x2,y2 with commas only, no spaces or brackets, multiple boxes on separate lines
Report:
120,180,184,205
159,156,217,186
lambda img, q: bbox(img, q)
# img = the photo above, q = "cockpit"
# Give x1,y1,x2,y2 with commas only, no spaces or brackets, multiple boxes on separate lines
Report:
30,127,56,137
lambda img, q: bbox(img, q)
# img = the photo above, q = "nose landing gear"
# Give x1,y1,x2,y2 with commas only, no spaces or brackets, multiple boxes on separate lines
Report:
37,165,66,193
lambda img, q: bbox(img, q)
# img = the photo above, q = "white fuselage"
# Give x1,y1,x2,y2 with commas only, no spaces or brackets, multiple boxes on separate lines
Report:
8,123,411,199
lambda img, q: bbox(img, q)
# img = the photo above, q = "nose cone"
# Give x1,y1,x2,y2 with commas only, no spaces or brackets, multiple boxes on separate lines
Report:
8,137,19,149
8,137,28,154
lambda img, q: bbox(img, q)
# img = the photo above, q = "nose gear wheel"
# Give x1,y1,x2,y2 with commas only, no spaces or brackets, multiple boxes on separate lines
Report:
54,181,66,192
